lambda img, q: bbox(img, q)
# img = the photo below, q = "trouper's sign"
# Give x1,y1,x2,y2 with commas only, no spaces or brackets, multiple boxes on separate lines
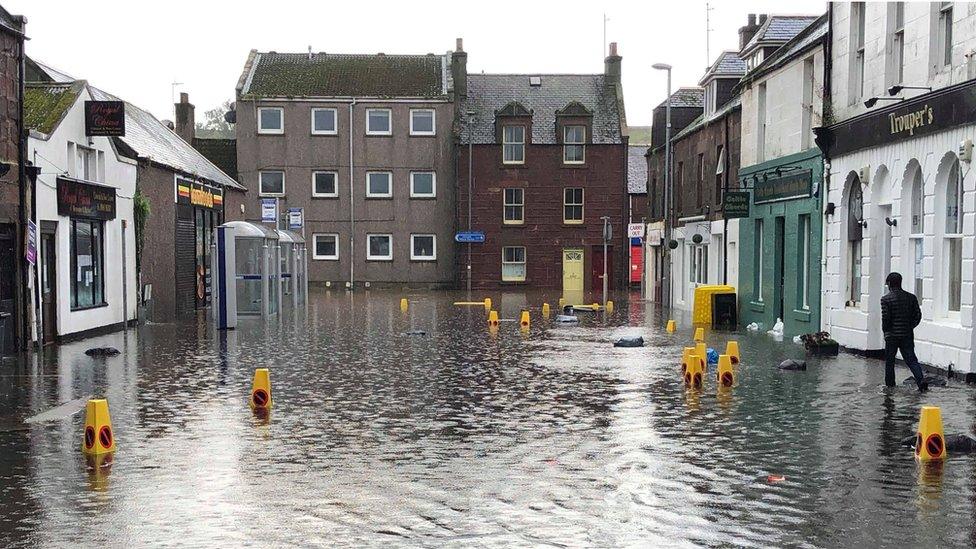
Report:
817,79,976,157
176,179,223,209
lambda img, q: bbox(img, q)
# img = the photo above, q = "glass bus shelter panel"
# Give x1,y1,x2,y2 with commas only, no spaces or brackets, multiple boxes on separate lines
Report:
236,238,263,315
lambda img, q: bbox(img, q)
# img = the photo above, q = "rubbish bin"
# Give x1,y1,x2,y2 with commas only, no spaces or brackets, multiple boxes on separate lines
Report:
692,285,737,329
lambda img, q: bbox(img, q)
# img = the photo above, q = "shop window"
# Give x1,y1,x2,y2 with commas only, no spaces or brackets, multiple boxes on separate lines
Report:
366,109,392,135
504,188,524,224
847,178,864,306
70,219,105,309
410,109,435,136
503,126,525,164
311,108,337,135
366,234,392,260
259,171,284,196
696,153,705,208
690,244,708,286
410,172,436,198
563,188,584,224
312,171,338,197
502,246,526,281
258,107,284,134
312,234,338,260
944,157,962,313
715,146,725,203
366,171,392,198
410,234,436,261
563,125,585,164
798,214,811,310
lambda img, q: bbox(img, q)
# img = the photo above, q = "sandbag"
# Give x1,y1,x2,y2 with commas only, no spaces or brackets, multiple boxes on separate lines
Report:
777,359,807,371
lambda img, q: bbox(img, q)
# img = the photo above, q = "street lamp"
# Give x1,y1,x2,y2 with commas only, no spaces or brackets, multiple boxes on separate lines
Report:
653,63,672,309
465,110,477,294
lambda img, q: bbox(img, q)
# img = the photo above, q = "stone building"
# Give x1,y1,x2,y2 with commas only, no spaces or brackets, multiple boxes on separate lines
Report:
457,44,628,299
233,45,460,288
0,6,25,355
816,2,976,378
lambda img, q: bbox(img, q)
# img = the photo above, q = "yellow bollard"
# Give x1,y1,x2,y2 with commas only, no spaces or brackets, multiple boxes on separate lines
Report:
519,310,530,328
726,340,741,364
542,303,551,319
915,406,946,461
666,319,676,333
717,354,735,387
250,368,273,410
484,298,492,311
694,327,704,342
606,300,614,314
487,310,499,328
684,354,704,389
558,297,566,309
681,346,695,374
695,342,707,369
400,298,408,312
82,399,116,455
592,302,600,310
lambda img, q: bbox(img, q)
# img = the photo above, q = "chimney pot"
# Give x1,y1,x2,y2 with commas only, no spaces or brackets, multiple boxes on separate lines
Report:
748,13,756,25
456,38,463,52
175,93,195,143
180,92,189,103
609,42,618,56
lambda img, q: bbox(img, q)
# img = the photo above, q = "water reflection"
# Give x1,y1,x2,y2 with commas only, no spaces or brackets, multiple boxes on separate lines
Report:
0,290,974,547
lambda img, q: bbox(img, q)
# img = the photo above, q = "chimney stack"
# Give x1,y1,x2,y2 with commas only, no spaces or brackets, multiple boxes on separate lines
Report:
451,37,468,100
175,92,195,143
739,13,765,51
604,42,621,84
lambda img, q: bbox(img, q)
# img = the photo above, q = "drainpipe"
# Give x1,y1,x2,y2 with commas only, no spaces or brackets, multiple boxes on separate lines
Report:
722,111,730,285
821,4,834,335
348,99,356,288
17,24,29,351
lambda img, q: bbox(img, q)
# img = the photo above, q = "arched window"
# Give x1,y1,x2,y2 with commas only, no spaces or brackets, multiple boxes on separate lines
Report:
909,166,924,298
847,177,864,306
944,157,962,313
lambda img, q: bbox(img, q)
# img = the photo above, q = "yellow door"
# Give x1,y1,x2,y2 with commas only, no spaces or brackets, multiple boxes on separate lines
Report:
562,248,584,306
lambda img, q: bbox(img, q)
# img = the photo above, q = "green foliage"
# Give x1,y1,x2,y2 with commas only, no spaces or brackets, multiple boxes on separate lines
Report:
194,99,235,139
133,189,150,274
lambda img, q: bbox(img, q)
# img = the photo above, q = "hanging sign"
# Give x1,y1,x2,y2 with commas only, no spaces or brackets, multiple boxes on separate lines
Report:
85,101,126,136
723,191,751,218
25,220,36,265
261,198,277,223
288,207,303,229
628,223,645,239
57,177,117,220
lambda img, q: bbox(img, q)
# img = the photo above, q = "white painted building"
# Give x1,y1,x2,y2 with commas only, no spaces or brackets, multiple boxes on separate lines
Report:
27,80,138,342
819,2,976,376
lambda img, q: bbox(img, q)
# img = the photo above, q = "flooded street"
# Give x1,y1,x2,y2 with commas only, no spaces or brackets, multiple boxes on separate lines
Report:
1,290,976,547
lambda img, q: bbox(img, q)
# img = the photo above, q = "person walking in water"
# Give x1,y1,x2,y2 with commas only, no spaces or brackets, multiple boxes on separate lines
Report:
881,272,927,392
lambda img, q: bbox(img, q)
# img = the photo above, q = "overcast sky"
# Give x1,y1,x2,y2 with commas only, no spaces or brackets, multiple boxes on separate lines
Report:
11,0,826,127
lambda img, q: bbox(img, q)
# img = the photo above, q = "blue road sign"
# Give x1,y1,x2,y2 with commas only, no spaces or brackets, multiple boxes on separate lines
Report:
455,231,486,243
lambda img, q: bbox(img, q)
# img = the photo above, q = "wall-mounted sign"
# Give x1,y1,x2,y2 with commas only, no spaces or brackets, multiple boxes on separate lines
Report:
753,170,812,205
85,101,126,137
176,179,223,209
261,198,277,223
288,207,303,229
25,220,36,265
57,177,116,220
455,231,485,243
628,223,645,238
723,191,751,218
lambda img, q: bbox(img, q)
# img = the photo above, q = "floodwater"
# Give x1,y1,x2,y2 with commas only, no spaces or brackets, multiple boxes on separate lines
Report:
1,290,976,548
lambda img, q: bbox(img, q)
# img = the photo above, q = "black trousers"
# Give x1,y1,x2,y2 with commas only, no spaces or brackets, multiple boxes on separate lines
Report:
884,335,925,387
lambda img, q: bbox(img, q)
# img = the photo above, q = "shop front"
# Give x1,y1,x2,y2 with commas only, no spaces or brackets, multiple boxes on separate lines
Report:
174,178,223,317
737,149,823,337
816,79,976,376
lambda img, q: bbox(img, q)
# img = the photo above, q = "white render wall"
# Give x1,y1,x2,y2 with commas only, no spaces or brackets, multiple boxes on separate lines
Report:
831,2,976,124
823,126,975,373
668,219,738,311
29,86,138,340
740,46,825,166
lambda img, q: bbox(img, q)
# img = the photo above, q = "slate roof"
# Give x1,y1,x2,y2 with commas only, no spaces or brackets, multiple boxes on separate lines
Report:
700,52,747,86
738,14,827,88
240,51,449,98
90,87,243,190
742,15,821,54
656,87,704,109
628,145,649,194
671,96,741,143
24,81,84,135
192,138,238,182
459,74,623,144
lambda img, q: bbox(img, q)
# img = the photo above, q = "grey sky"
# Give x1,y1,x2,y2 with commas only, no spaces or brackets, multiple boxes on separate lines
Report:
10,0,826,127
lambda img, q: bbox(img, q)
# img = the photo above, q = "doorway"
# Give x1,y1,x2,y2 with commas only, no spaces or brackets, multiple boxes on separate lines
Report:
774,216,786,321
40,232,57,344
562,248,584,306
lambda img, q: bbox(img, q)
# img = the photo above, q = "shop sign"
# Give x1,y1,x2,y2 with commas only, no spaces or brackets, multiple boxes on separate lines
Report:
261,198,277,223
723,191,751,218
85,101,126,137
753,170,812,205
628,223,645,238
57,177,116,220
288,207,303,229
176,179,222,209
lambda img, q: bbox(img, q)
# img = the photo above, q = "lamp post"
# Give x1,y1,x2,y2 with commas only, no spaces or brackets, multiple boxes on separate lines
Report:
652,63,672,309
466,110,476,294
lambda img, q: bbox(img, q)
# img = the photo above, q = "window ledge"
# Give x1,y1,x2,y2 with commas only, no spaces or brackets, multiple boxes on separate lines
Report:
259,194,285,198
409,133,437,138
791,308,812,322
310,132,338,137
409,195,437,200
563,222,585,226
311,195,339,199
749,300,765,312
365,258,393,262
500,279,528,285
502,222,525,227
71,302,108,312
365,132,392,137
312,257,339,261
365,196,393,200
410,258,437,262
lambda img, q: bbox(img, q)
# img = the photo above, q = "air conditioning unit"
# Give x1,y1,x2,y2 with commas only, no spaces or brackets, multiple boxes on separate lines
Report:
858,165,871,186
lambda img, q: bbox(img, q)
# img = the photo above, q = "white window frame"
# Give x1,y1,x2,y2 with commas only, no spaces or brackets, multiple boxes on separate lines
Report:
312,171,339,198
366,108,392,135
259,170,285,197
311,108,337,135
503,187,524,224
563,125,585,164
409,172,437,198
563,187,584,224
410,234,437,261
312,233,339,260
503,125,525,164
409,109,436,136
366,171,393,198
852,2,866,100
799,214,811,310
755,218,764,302
944,158,962,316
940,2,953,68
257,107,284,135
366,233,393,261
909,169,925,299
891,2,906,85
501,246,527,282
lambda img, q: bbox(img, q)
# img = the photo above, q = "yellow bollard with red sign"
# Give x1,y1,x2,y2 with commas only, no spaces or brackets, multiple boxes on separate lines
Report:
250,368,273,410
666,319,676,333
681,346,695,374
915,406,946,461
694,327,705,343
82,399,116,455
726,340,741,364
684,354,704,389
487,310,499,328
717,354,735,388
519,310,530,329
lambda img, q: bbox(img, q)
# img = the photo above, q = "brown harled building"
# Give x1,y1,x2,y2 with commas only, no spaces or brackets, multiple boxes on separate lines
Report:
0,6,25,355
457,43,628,299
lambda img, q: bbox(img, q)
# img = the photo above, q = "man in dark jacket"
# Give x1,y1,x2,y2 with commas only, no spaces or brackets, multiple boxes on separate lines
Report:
880,272,927,391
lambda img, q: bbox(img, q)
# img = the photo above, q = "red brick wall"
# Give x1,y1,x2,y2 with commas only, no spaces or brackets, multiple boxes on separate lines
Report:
458,143,628,291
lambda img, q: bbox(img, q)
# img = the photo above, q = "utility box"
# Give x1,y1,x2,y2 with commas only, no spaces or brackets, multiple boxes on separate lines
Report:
693,285,737,328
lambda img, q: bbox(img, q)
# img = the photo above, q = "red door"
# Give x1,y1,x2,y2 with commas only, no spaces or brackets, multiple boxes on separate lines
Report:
630,245,643,284
591,245,614,292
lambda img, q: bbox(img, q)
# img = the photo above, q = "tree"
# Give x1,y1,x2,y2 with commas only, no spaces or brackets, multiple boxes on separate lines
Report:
195,99,235,138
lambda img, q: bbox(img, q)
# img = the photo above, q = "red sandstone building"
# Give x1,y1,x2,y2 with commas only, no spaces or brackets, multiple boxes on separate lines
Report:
457,44,628,298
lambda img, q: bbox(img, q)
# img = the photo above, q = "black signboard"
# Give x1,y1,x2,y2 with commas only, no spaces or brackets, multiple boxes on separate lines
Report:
753,170,812,205
820,79,976,157
85,101,126,137
57,177,117,220
723,191,750,219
